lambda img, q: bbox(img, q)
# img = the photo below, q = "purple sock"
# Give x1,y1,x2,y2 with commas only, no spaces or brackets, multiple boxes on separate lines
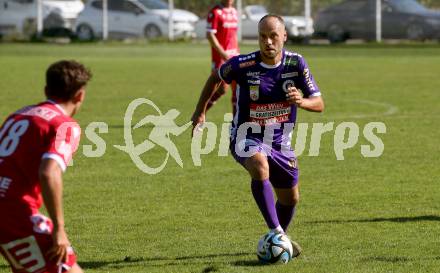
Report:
276,201,296,232
251,179,280,229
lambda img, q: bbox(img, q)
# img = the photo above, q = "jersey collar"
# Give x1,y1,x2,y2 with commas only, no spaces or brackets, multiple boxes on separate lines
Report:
46,99,67,115
259,49,284,69
219,4,233,10
259,61,282,69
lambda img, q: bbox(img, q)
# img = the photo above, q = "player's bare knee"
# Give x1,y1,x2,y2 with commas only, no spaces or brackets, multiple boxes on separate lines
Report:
245,154,269,180
290,194,300,206
291,190,300,206
279,195,299,207
277,189,300,207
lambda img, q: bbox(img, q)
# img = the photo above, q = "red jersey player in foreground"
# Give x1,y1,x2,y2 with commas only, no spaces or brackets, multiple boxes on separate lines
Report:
0,60,92,273
206,0,239,114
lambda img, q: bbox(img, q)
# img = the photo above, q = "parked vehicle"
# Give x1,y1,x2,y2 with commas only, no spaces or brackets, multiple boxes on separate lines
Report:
314,0,440,43
0,0,84,37
195,5,313,42
75,0,198,41
242,5,313,41
139,0,198,29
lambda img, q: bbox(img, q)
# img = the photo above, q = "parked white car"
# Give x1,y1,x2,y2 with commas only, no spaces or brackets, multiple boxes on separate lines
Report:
75,0,199,41
0,0,84,37
195,5,313,42
139,0,199,27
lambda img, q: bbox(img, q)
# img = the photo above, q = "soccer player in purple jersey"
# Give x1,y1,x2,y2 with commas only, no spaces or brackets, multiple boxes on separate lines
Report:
192,15,324,256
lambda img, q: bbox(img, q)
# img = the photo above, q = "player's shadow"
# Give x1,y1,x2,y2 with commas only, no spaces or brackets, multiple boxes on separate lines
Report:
232,260,266,267
174,252,253,261
304,215,440,224
362,255,440,263
79,257,148,269
80,252,255,269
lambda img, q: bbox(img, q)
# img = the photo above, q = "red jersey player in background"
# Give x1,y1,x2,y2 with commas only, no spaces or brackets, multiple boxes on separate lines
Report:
206,0,239,114
0,60,92,273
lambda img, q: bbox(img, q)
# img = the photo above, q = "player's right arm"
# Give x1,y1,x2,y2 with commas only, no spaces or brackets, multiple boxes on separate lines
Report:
206,8,229,61
191,57,239,132
191,71,223,130
207,32,229,61
39,158,70,266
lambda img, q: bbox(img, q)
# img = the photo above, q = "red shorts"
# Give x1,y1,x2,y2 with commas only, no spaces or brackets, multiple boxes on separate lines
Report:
212,60,225,70
0,214,77,273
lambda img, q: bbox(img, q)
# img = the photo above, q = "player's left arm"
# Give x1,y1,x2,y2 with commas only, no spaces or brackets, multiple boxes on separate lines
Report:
287,56,324,112
286,87,324,112
39,121,80,265
39,158,70,265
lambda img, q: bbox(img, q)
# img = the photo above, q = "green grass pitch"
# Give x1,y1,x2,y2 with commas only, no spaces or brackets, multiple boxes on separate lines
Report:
0,42,439,273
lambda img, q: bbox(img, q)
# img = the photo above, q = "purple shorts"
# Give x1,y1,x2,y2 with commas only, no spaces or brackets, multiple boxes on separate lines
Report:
230,137,299,188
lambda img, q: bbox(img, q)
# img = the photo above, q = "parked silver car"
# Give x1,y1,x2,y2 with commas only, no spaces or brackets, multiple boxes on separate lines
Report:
0,0,84,37
195,5,313,42
75,0,198,41
314,0,440,43
242,5,313,41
